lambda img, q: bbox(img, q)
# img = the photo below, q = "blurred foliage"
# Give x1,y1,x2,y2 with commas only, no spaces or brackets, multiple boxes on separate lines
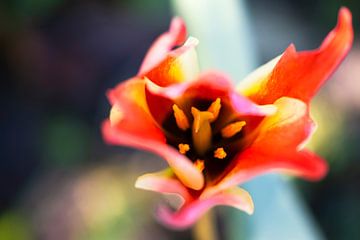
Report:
0,211,33,240
2,0,63,18
308,96,348,172
42,116,90,167
73,166,136,240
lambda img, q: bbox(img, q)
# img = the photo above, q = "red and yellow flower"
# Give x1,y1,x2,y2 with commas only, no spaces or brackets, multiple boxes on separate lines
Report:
102,8,353,229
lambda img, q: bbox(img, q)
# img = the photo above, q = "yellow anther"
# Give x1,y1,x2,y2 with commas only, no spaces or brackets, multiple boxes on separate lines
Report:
172,104,190,131
191,108,201,133
194,159,205,172
221,121,247,138
214,148,227,159
178,143,190,154
207,98,221,122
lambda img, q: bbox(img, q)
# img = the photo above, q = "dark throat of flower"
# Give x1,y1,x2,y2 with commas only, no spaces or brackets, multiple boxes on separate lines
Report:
166,97,246,185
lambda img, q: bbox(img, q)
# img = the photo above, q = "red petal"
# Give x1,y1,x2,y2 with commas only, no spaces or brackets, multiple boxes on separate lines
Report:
251,97,315,150
145,37,199,87
237,55,281,97
102,79,204,190
204,97,327,196
138,18,199,87
247,7,353,104
138,17,186,76
205,148,328,197
157,187,253,229
103,121,204,190
145,71,276,125
107,78,165,141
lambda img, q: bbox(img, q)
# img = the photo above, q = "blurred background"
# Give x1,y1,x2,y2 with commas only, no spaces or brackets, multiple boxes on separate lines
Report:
0,0,359,239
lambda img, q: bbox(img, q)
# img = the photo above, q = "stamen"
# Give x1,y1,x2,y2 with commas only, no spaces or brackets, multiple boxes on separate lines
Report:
221,121,246,138
172,104,190,131
191,107,214,155
194,159,205,172
178,143,190,154
214,147,227,159
207,98,221,122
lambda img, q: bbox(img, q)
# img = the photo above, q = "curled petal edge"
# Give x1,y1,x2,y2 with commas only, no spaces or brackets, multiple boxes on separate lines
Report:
203,97,324,197
241,7,353,104
138,17,187,76
103,78,204,190
102,121,204,190
251,97,314,150
156,187,254,230
203,149,328,198
135,169,193,203
144,36,200,87
236,55,281,97
145,71,277,120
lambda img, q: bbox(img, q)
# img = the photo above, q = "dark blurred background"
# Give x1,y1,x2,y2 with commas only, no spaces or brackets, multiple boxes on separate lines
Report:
1,0,359,239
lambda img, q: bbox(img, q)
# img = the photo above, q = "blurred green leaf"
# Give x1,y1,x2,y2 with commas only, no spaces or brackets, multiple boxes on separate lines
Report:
3,0,63,18
0,211,33,240
42,116,90,167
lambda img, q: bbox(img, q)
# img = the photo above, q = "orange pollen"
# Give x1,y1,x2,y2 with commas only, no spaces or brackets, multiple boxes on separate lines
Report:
221,121,246,138
194,159,205,172
172,104,190,131
214,147,227,159
207,98,221,122
178,143,190,154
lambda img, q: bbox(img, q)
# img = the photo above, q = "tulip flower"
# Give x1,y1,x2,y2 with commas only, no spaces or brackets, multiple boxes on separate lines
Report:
102,8,353,229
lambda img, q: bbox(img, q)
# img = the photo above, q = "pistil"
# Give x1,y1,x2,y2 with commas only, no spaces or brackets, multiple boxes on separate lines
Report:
172,98,238,168
191,107,214,156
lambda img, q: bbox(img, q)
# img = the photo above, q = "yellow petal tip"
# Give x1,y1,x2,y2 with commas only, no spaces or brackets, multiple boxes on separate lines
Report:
109,105,123,127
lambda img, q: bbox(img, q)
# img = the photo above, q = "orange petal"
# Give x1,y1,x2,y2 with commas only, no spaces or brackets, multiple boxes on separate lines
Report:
106,78,164,141
156,187,253,229
252,97,314,150
103,121,204,190
206,148,328,197
145,37,199,87
242,7,353,104
103,79,204,190
237,55,281,97
138,17,199,87
138,17,187,75
144,71,276,128
203,97,326,197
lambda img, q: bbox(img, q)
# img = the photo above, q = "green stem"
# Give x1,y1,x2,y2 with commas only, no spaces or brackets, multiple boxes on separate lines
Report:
192,210,218,240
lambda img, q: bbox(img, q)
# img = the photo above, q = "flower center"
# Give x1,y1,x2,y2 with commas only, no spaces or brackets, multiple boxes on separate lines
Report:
171,98,246,177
